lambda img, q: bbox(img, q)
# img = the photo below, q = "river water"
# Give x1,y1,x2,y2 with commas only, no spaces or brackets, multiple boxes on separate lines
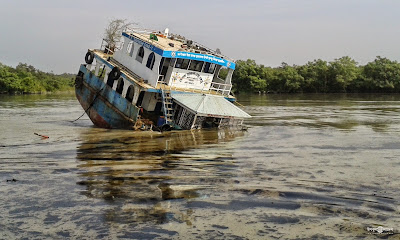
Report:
0,93,399,239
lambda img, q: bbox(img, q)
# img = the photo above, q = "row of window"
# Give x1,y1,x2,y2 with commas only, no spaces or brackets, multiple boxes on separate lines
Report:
126,40,217,74
107,76,136,103
96,62,140,104
170,58,216,74
126,42,155,70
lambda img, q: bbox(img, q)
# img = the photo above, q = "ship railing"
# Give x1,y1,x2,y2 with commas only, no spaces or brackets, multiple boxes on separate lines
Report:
124,27,166,50
156,75,168,88
100,39,123,55
156,78,231,96
184,40,235,63
124,27,157,35
209,81,232,96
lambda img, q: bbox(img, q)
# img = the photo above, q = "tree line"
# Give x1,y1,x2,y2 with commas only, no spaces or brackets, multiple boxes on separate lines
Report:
0,62,75,94
232,56,400,94
2,56,400,94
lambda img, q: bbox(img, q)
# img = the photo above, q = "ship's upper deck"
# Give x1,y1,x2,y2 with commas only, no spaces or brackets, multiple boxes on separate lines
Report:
122,28,235,69
127,31,184,52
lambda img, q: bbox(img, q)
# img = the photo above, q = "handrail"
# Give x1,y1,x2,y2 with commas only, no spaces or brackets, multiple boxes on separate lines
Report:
210,81,232,96
100,39,123,55
156,79,231,96
185,40,234,62
161,88,174,124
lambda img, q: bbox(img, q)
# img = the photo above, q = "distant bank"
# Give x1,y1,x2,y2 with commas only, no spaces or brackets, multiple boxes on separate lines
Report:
2,56,400,94
232,56,400,94
0,62,74,94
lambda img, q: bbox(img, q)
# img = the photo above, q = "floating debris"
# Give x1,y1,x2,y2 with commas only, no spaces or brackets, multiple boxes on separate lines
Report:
34,133,49,139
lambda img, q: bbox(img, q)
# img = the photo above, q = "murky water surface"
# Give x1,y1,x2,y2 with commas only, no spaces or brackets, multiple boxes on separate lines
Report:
1,93,400,239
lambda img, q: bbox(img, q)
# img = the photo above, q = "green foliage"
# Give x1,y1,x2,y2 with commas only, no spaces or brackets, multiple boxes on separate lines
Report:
232,59,268,92
361,57,400,92
217,67,228,80
232,56,400,94
329,56,359,92
0,63,74,94
277,63,304,93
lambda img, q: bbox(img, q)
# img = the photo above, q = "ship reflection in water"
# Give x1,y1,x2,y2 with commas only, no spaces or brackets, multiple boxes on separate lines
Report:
76,128,244,225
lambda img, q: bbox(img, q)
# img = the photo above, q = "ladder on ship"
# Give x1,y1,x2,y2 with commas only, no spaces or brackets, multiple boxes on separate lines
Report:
161,89,174,124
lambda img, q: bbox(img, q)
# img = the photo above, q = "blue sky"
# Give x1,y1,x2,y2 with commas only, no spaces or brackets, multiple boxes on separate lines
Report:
0,0,399,73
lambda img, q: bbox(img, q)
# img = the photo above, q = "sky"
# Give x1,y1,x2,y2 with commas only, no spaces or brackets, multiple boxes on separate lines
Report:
0,0,399,74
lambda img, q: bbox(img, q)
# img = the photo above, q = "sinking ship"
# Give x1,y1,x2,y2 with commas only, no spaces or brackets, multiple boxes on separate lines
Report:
75,27,250,130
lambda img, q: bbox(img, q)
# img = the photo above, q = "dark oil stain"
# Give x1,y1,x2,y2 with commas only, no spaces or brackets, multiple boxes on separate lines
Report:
187,200,301,211
44,213,61,224
367,204,396,212
57,231,70,238
212,224,229,229
262,215,300,224
140,227,178,236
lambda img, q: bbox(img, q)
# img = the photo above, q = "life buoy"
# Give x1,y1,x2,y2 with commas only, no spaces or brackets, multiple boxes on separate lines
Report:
108,67,121,81
85,51,94,64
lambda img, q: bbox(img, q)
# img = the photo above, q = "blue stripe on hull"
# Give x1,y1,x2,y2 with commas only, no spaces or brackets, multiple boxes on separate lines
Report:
75,65,139,129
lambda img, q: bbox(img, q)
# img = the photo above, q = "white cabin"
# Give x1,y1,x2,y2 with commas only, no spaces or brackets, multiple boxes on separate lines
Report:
111,28,236,96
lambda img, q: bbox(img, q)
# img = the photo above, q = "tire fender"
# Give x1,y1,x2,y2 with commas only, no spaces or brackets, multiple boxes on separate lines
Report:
108,67,121,81
85,51,94,64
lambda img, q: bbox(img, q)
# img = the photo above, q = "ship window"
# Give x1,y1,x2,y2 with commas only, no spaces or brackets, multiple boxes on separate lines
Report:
146,52,155,70
203,62,216,74
188,60,204,72
175,58,190,69
107,75,114,87
136,91,145,107
127,41,134,56
125,85,134,102
169,58,176,67
136,46,144,63
98,65,106,79
217,66,228,80
116,78,124,94
159,57,165,74
160,58,170,76
175,58,183,68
